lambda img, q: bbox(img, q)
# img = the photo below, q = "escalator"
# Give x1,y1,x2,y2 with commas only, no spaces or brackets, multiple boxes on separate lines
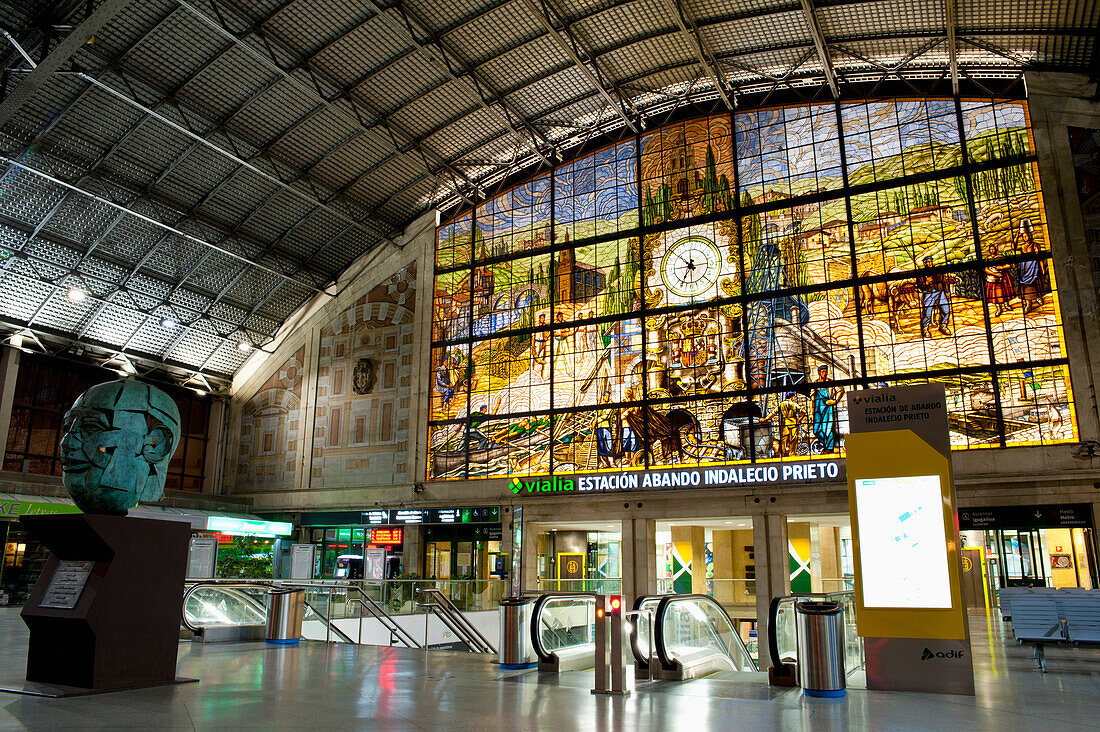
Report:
530,593,597,671
182,582,357,644
182,583,270,642
530,592,756,680
647,594,758,680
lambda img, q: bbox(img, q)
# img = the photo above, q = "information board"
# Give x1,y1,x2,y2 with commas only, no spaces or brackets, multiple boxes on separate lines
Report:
40,560,95,609
370,527,403,545
855,475,952,609
187,536,217,579
289,544,316,580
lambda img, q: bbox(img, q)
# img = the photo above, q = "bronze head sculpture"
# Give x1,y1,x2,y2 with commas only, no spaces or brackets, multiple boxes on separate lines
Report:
60,380,182,516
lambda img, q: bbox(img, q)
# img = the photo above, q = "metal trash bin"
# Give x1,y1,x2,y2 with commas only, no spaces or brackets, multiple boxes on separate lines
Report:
266,588,305,645
498,596,537,669
795,600,846,697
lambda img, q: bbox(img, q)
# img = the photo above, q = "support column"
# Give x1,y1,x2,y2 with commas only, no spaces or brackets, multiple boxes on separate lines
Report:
0,346,20,456
818,525,841,592
754,513,789,672
712,530,735,604
670,525,707,595
203,399,226,494
402,525,423,576
621,518,657,607
521,518,539,593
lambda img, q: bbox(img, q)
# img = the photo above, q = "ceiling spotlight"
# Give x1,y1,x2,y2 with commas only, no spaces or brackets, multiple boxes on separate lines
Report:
115,369,129,378
237,340,252,353
9,333,23,350
160,317,178,329
66,287,86,302
192,388,207,397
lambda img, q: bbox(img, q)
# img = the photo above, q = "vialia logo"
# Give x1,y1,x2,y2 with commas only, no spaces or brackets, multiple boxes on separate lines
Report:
852,393,896,405
510,476,575,494
921,647,964,660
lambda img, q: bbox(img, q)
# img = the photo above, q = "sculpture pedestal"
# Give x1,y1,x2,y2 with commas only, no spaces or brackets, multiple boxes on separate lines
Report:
7,514,194,694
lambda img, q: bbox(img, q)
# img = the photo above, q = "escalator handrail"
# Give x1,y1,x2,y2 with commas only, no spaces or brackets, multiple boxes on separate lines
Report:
530,592,599,663
181,581,274,632
628,594,667,666
653,593,758,672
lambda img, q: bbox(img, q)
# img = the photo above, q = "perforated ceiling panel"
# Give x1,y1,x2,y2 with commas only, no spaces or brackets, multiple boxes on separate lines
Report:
0,0,1093,384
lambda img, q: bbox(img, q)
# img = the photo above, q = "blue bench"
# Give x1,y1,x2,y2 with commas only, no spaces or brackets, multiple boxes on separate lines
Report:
1004,589,1100,671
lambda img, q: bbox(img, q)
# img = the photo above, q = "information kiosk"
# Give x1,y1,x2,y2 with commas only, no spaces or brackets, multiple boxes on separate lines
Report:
845,384,974,695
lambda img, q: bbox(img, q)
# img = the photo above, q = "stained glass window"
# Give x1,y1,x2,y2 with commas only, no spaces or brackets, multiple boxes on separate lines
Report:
428,98,1076,481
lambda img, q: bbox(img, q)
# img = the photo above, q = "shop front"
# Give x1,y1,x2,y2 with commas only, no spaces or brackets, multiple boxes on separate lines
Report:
0,493,80,605
299,506,502,581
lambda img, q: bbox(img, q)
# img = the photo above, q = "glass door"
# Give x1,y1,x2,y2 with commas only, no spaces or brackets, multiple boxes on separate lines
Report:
999,529,1047,587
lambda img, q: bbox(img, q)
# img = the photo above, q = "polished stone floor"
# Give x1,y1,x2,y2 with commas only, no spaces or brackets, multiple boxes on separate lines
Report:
1,609,1099,730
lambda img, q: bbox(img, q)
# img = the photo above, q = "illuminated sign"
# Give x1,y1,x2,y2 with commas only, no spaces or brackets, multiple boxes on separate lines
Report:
509,460,843,495
854,476,952,609
363,510,389,525
356,506,501,525
370,528,403,545
205,516,294,537
0,499,81,517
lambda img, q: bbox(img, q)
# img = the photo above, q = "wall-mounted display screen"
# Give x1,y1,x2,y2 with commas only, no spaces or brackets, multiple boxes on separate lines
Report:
855,475,952,609
429,98,1076,482
370,528,403,546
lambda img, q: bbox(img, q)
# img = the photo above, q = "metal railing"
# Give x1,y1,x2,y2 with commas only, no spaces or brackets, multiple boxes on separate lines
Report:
185,577,509,616
341,585,421,648
417,588,495,654
183,579,502,649
535,578,623,594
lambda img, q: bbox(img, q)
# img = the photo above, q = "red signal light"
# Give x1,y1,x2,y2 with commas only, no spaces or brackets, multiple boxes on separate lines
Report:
610,596,622,615
597,608,604,619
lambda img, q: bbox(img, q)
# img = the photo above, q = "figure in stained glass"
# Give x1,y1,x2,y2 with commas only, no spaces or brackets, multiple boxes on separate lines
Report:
1015,219,1047,313
983,244,1016,317
764,391,805,458
916,257,958,337
811,365,844,454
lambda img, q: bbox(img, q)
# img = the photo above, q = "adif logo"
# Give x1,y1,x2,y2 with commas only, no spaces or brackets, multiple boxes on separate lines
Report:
921,647,964,660
852,394,896,405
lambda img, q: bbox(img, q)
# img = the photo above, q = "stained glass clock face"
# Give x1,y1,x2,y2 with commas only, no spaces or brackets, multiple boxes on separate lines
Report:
660,236,722,298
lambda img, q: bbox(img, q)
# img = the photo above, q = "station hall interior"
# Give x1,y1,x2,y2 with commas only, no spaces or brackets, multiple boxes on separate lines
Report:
2,0,1100,728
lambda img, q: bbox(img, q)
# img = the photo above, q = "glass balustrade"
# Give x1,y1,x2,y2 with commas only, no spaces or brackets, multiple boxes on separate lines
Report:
656,595,757,673
772,592,862,676
532,595,596,659
182,585,268,629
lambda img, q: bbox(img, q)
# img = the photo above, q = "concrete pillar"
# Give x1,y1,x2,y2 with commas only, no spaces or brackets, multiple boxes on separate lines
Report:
621,518,657,606
402,525,422,576
818,526,841,592
731,530,755,605
0,346,20,457
203,399,226,494
754,513,789,672
712,530,735,604
522,520,539,593
670,525,707,595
